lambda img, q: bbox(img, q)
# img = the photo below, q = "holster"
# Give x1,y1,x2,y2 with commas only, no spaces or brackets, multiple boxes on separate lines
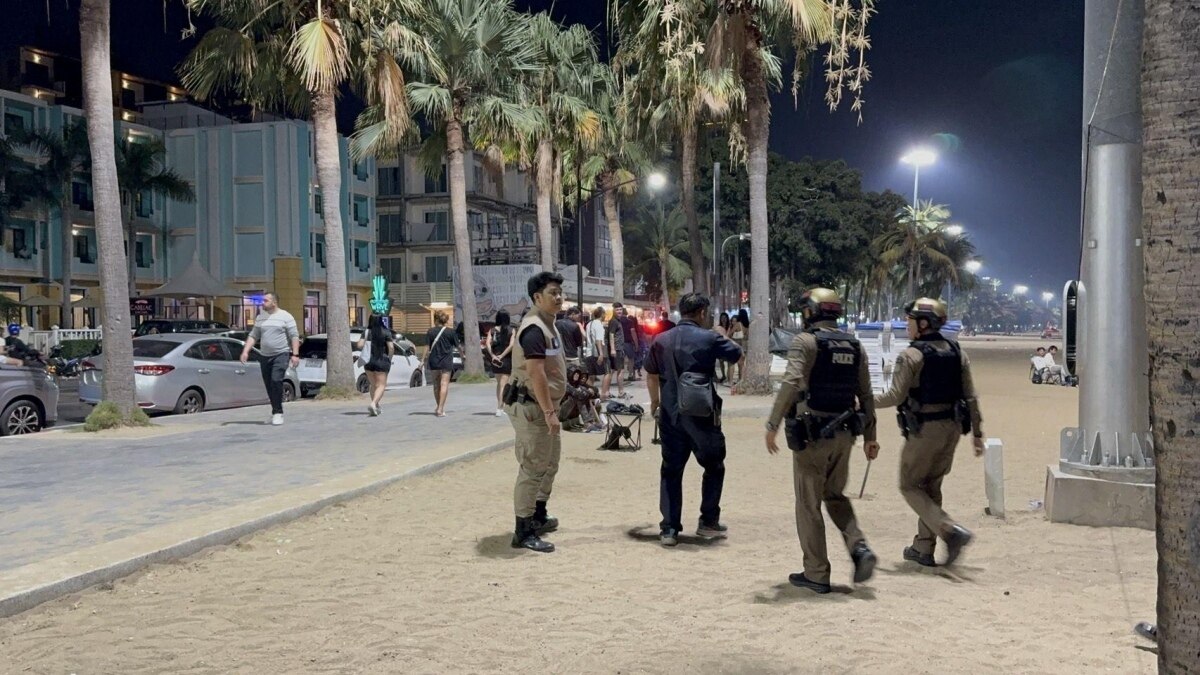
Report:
955,400,971,436
502,383,532,406
896,405,921,438
784,413,810,452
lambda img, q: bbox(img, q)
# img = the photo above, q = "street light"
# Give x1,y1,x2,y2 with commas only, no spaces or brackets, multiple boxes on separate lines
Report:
964,260,982,274
1013,284,1029,296
647,172,667,191
1042,291,1055,307
900,147,937,206
718,233,751,312
945,224,964,237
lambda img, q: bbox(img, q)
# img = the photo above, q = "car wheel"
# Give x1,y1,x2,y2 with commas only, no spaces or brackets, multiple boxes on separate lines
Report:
0,399,43,436
173,389,205,415
283,381,297,402
409,369,424,388
356,374,370,394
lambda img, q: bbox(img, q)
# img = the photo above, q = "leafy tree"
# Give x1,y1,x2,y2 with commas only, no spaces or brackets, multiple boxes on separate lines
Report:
115,138,195,297
626,206,692,313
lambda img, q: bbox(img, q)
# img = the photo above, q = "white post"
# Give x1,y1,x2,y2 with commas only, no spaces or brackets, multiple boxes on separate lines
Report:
984,438,1006,518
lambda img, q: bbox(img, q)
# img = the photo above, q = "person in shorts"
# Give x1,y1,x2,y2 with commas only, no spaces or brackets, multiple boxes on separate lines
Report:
425,310,460,417
357,314,395,416
585,306,609,387
607,303,627,399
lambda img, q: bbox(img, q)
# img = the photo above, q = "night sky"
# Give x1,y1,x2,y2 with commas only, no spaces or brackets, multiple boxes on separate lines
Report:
7,0,1084,299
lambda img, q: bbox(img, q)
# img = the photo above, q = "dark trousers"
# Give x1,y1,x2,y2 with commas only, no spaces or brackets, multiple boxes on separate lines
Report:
259,352,289,414
658,414,727,533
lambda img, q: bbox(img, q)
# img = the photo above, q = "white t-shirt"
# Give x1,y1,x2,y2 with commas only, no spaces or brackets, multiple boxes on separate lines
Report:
585,319,606,358
1032,355,1052,370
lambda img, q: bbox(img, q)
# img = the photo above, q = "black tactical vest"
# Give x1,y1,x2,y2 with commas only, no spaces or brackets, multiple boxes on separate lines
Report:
909,336,964,406
807,330,861,414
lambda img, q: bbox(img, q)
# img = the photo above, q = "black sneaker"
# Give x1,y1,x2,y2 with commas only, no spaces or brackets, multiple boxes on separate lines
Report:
696,520,728,539
660,529,679,547
903,546,936,567
942,525,974,566
788,573,832,594
851,544,877,583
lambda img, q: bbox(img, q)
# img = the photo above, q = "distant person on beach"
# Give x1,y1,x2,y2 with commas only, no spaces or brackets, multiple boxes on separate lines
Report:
585,306,608,390
425,311,460,418
875,298,984,568
607,303,627,399
488,310,515,417
555,307,584,371
356,314,394,416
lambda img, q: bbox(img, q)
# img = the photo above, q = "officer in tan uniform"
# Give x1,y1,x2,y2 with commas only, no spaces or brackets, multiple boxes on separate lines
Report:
505,272,568,553
765,288,878,594
875,298,984,567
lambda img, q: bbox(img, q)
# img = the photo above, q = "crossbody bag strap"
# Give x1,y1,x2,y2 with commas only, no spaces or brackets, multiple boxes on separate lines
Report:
432,327,447,353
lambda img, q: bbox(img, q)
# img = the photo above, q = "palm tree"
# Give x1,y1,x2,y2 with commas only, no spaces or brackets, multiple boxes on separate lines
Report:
115,138,195,297
23,122,90,328
80,0,136,414
182,0,421,392
1142,0,1200,667
405,0,542,377
525,13,601,272
872,201,953,298
627,206,692,314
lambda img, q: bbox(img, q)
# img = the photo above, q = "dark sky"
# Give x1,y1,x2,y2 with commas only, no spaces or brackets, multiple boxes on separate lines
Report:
7,0,1083,298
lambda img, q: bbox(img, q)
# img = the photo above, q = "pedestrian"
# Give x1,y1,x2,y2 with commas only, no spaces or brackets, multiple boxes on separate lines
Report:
356,314,394,416
635,317,649,378
425,310,460,418
714,313,732,383
875,297,985,567
585,306,609,391
646,293,742,547
619,307,640,382
506,271,568,553
556,307,584,371
488,309,516,417
607,302,627,399
764,288,878,594
730,309,750,384
239,291,300,426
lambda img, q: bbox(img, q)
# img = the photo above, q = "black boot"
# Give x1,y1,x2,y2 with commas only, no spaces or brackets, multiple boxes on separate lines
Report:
511,517,554,553
531,500,559,534
851,543,877,583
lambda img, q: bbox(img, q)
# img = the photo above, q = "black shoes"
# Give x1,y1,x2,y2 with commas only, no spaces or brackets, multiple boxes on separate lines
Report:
660,529,679,547
942,525,974,566
788,573,832,594
851,544,877,583
511,517,554,553
531,500,558,534
903,546,937,567
696,520,728,539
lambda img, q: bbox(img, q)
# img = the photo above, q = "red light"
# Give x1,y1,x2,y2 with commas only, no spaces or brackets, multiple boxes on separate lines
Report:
134,364,175,376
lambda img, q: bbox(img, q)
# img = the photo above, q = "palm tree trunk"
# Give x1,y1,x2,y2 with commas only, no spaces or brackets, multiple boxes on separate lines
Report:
447,113,484,376
59,193,74,328
659,254,670,315
681,123,704,294
80,0,134,414
601,172,624,304
535,138,555,272
740,28,771,394
127,198,138,298
1143,0,1200,668
312,89,353,390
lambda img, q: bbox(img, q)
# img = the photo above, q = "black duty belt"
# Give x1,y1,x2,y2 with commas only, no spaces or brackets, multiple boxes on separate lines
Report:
916,409,956,422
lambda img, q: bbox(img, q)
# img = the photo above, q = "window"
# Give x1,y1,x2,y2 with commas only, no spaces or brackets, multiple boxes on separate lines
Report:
3,104,33,136
352,242,370,272
378,213,404,244
473,164,484,192
311,233,326,267
136,190,153,218
353,196,370,227
74,233,94,264
488,215,505,237
423,211,449,241
135,236,153,268
11,227,31,259
521,222,535,247
424,256,450,283
353,160,369,182
185,340,232,361
120,88,137,109
424,165,447,193
313,191,324,216
377,167,402,196
72,180,93,211
468,211,485,238
380,257,404,283
526,185,534,207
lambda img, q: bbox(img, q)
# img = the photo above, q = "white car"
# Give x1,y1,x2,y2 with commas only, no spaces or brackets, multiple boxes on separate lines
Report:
296,331,424,397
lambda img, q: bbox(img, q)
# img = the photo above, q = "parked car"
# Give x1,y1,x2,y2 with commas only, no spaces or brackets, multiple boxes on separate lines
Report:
296,331,424,397
0,363,59,435
133,318,231,338
78,334,300,414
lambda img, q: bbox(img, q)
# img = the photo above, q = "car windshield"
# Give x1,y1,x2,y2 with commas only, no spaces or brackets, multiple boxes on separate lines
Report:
132,340,181,358
298,339,327,359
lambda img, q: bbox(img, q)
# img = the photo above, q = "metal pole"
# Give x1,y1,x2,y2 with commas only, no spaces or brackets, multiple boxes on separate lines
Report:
912,165,920,207
575,142,584,309
712,161,720,302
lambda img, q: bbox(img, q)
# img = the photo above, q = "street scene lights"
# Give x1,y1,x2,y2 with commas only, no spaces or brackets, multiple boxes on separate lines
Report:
1013,284,1029,296
1042,291,1055,307
945,224,964,237
964,260,982,274
646,172,667,191
900,147,937,205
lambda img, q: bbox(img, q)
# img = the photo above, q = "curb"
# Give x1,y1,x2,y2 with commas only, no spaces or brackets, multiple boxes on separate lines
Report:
0,437,514,619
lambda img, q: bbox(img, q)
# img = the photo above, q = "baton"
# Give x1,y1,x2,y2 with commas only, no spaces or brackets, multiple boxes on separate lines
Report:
859,459,872,498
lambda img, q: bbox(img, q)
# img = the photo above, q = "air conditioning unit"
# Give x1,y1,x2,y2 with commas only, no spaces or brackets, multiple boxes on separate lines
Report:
411,273,420,282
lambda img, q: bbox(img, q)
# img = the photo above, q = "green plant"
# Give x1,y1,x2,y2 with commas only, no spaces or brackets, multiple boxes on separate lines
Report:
456,372,491,384
316,385,358,400
59,339,100,360
84,402,152,431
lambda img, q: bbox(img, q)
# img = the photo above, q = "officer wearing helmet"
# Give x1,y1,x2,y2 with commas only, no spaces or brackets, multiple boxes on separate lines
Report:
765,288,878,594
875,298,984,568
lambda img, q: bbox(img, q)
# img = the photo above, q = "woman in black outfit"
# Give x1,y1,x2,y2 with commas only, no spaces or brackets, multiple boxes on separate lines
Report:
487,309,515,417
425,310,459,417
356,314,395,416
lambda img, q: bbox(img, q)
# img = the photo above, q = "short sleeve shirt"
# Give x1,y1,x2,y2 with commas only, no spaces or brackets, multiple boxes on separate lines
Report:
607,318,625,351
519,325,548,359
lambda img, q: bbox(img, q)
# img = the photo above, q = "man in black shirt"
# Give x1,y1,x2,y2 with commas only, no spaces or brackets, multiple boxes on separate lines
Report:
607,303,627,398
555,307,584,369
619,307,639,382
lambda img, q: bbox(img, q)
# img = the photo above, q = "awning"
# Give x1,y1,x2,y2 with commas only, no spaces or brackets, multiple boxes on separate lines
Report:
19,293,59,307
144,256,240,299
72,294,102,308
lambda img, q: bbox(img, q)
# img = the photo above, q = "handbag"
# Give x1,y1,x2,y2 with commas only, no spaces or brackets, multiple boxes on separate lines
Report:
359,333,372,365
668,331,715,418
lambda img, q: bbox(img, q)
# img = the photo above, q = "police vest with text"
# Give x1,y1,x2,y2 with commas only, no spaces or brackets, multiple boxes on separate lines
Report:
784,330,864,452
897,336,971,437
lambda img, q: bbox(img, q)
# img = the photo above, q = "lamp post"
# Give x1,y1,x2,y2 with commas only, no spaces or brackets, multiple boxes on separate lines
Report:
900,147,937,206
1013,284,1029,296
945,224,964,237
1042,291,1055,308
718,232,751,313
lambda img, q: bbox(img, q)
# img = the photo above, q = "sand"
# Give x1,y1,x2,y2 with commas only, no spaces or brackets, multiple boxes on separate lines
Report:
0,340,1156,674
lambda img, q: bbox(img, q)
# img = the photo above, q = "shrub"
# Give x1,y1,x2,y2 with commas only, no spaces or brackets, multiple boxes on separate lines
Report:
84,402,152,432
59,339,101,360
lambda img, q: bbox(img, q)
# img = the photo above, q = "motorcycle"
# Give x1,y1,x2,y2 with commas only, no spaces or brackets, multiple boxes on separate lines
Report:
47,344,83,378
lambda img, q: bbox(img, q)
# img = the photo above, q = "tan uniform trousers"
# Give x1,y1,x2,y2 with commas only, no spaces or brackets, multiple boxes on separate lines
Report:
899,419,960,555
792,431,865,585
508,401,561,518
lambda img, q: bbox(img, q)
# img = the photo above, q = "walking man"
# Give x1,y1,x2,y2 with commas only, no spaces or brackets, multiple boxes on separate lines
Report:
556,306,584,371
607,303,627,398
506,271,568,553
875,298,985,567
765,288,878,593
240,291,300,426
647,293,742,546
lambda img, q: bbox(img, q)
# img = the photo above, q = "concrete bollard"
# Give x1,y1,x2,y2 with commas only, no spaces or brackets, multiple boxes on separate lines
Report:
984,438,1005,518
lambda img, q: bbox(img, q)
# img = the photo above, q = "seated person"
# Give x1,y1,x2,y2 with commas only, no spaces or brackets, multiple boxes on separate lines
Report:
1045,345,1073,385
3,324,30,366
1031,347,1051,371
559,365,604,432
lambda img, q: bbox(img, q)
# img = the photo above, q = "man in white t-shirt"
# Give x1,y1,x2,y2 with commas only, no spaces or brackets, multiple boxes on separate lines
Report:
584,306,609,388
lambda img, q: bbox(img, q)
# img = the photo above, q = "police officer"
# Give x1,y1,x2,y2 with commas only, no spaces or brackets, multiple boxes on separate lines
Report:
765,289,878,593
646,293,742,547
506,271,569,553
875,298,984,567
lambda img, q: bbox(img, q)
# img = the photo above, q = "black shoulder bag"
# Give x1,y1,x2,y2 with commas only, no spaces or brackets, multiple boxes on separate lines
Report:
669,330,715,417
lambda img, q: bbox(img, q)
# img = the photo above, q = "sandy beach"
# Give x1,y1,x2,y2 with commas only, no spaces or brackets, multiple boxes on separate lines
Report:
0,338,1156,674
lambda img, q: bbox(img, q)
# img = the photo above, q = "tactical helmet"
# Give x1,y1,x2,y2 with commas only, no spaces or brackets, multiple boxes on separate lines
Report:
6,323,19,337
904,297,948,328
800,288,844,324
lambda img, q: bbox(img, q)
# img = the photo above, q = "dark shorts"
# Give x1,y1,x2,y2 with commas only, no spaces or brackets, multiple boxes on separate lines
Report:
608,353,625,372
364,357,391,373
623,343,637,364
585,355,607,376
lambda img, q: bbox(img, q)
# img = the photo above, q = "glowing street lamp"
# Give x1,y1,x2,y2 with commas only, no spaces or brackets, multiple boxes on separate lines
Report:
1013,284,1029,296
1042,291,1055,307
945,224,964,237
964,260,982,274
647,172,667,191
900,148,937,206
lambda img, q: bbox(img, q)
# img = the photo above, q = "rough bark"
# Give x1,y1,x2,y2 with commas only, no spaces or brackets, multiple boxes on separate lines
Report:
739,27,772,394
536,138,555,271
447,114,485,376
312,89,353,390
59,192,74,328
601,172,624,304
681,123,705,294
1143,1,1200,669
80,0,135,413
